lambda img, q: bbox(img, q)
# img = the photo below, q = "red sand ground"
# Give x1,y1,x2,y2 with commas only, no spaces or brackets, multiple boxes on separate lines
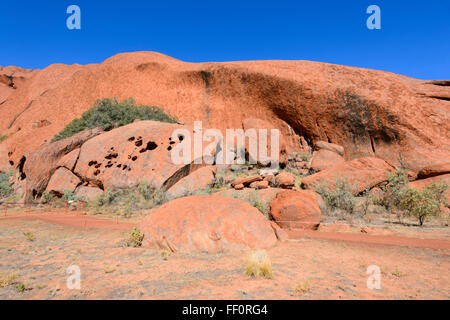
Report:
0,211,449,299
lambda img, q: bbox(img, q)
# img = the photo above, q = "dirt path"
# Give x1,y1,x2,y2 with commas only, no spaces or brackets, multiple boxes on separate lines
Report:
0,212,136,231
288,230,450,251
2,211,449,251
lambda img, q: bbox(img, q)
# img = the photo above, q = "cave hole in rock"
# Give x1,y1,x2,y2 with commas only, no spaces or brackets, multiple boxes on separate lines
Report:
128,137,135,142
122,165,128,170
140,141,158,153
167,146,172,151
131,156,138,161
88,160,97,167
18,156,26,180
135,140,143,147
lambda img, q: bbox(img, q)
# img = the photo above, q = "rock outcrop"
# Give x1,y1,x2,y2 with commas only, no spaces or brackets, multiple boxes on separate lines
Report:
301,157,394,195
140,195,278,252
1,51,449,177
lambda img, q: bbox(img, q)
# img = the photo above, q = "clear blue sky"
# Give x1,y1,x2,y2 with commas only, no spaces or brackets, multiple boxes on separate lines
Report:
1,0,449,79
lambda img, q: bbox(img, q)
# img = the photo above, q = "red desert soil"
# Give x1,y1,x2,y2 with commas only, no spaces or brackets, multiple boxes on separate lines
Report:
0,212,448,299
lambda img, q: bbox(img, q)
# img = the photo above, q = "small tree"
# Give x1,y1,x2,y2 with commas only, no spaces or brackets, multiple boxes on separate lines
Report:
398,186,440,226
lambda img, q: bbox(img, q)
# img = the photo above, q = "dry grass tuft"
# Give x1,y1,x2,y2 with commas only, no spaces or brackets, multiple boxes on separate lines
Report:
244,250,273,279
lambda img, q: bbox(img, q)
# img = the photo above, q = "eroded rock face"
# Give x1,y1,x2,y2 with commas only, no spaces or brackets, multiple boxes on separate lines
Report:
73,120,216,190
74,186,103,200
301,157,394,195
166,166,216,199
314,141,344,156
417,163,450,179
310,149,345,172
20,128,102,202
270,190,322,230
1,51,448,176
45,167,81,196
140,195,277,252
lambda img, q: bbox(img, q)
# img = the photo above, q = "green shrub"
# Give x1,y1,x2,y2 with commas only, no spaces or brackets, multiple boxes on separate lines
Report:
61,190,76,202
51,98,178,142
315,179,355,214
377,169,409,210
125,227,144,247
398,186,440,226
40,191,53,204
0,170,13,199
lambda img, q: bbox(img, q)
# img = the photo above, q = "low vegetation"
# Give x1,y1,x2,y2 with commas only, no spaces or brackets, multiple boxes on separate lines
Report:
315,179,355,214
244,250,273,279
0,272,18,288
91,181,168,216
0,170,14,199
124,227,145,247
51,98,178,142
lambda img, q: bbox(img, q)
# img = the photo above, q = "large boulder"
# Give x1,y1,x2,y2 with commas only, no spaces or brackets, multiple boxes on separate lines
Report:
20,128,102,202
45,167,81,196
270,190,322,230
301,157,394,195
140,195,278,252
166,166,215,199
73,120,217,190
310,149,345,172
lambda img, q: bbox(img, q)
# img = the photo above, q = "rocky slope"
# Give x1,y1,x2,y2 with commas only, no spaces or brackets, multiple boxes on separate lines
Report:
1,51,449,176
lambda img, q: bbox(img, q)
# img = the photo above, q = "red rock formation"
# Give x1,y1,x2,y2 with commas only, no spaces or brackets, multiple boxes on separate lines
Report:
140,195,277,252
1,52,448,176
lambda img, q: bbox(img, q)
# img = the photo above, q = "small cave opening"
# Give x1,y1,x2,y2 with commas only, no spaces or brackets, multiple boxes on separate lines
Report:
140,141,158,153
18,156,26,180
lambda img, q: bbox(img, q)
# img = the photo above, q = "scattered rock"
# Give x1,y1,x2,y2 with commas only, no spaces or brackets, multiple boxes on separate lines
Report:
140,195,277,252
275,172,295,189
234,183,245,190
231,175,262,187
250,180,269,189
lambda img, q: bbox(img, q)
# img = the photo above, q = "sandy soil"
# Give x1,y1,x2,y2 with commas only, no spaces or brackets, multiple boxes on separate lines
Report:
0,212,449,300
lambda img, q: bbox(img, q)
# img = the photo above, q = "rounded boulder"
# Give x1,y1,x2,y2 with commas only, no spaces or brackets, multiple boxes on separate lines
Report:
140,195,278,252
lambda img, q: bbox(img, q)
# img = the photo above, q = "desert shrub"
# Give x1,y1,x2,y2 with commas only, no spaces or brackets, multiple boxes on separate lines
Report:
398,185,442,226
426,182,449,209
61,190,76,202
22,231,35,242
315,179,355,214
249,191,270,218
93,183,168,215
40,191,53,204
96,188,122,206
244,250,273,279
124,227,144,247
51,98,178,142
376,169,409,210
0,170,13,199
294,280,311,295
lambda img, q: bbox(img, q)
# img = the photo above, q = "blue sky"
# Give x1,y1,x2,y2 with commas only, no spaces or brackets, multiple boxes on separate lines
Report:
1,0,449,79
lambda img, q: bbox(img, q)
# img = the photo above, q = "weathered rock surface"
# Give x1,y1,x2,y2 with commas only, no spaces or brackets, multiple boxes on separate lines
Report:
45,167,81,196
231,175,262,187
73,120,216,190
310,149,345,172
301,157,394,195
270,190,322,230
314,141,344,156
140,195,277,252
166,166,215,199
74,186,103,200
